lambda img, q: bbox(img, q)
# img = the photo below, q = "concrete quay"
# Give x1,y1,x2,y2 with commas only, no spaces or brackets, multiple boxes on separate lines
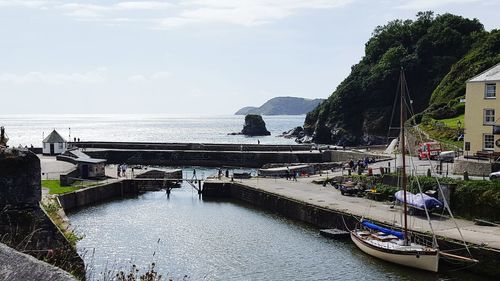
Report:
204,176,500,277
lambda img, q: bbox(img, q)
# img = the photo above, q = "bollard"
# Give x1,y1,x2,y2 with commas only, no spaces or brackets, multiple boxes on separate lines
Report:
368,167,373,176
348,168,351,176
427,168,431,177
463,171,469,181
198,180,202,194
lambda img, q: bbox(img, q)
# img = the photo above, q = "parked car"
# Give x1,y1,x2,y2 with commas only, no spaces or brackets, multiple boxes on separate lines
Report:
437,151,456,162
489,171,500,180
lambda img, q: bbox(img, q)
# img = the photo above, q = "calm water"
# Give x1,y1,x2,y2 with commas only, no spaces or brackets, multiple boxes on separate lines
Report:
68,182,489,281
0,114,303,147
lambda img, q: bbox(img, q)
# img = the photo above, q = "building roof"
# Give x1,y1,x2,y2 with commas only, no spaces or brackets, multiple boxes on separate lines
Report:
468,62,500,83
43,130,66,143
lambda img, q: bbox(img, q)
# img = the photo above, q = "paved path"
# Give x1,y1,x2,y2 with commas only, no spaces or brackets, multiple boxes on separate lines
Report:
231,175,500,250
39,155,76,180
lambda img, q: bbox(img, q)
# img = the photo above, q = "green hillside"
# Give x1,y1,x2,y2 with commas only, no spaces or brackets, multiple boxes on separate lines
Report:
425,29,500,119
302,12,498,146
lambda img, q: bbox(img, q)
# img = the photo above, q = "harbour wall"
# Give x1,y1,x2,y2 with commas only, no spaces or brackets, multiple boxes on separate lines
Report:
202,181,500,278
73,142,387,168
84,149,324,168
0,148,85,278
57,178,173,212
73,142,315,152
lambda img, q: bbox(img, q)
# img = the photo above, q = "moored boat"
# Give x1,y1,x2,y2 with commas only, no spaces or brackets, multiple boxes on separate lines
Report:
350,68,476,272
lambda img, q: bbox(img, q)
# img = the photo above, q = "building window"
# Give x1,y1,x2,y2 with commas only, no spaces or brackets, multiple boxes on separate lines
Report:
484,109,495,125
484,134,494,150
43,143,46,149
485,84,496,99
58,142,63,149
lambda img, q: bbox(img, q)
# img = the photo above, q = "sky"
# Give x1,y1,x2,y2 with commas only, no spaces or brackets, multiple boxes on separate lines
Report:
0,0,498,115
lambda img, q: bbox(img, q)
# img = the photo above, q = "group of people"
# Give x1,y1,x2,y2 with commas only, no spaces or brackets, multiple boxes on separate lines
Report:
346,156,375,171
117,163,128,177
217,169,230,179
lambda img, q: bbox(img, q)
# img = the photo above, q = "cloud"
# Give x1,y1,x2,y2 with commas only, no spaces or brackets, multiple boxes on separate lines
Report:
0,0,353,28
128,71,172,83
0,68,108,85
0,0,51,8
159,0,355,28
397,0,481,10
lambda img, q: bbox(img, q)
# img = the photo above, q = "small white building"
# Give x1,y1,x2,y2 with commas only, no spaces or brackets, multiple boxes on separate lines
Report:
42,130,67,155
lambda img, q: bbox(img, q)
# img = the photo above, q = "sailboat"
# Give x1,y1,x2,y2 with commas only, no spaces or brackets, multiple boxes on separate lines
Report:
350,68,476,272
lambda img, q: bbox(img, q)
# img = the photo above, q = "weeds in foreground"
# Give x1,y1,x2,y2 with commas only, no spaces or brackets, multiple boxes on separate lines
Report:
82,239,189,281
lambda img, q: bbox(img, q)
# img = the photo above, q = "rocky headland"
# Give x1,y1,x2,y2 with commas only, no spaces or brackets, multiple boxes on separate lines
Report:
235,97,324,115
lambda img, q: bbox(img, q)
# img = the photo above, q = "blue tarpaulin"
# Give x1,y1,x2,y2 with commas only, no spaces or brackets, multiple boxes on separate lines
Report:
394,191,444,211
361,220,404,239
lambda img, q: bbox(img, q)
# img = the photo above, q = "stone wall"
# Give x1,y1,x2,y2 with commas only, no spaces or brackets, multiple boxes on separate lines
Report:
0,149,40,208
0,242,77,281
73,141,314,152
85,149,323,168
325,150,388,163
0,148,84,278
58,180,139,211
453,157,492,176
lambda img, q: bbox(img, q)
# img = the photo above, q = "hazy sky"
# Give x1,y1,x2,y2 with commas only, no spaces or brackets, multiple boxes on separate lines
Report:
0,0,498,114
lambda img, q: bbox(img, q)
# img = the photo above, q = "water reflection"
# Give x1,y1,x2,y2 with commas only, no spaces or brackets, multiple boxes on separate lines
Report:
68,185,491,281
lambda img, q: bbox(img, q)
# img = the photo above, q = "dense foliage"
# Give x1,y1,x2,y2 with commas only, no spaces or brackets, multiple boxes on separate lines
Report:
304,12,490,145
426,29,500,118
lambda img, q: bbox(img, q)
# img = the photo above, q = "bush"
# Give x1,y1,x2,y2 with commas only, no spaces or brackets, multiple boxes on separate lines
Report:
451,180,500,221
374,183,398,200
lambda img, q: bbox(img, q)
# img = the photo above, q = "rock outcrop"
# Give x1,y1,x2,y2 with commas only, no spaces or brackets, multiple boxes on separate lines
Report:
279,126,305,139
232,114,271,136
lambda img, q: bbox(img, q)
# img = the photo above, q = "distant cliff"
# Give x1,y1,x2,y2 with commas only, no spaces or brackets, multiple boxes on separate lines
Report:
235,97,324,115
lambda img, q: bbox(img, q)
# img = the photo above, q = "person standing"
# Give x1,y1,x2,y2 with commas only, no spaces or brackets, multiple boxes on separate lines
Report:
121,164,127,178
117,165,121,177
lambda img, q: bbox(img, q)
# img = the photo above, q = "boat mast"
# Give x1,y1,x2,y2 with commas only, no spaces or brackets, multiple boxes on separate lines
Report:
400,68,409,245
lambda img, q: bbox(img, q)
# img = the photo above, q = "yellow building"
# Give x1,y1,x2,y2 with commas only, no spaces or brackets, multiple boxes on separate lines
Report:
464,62,500,155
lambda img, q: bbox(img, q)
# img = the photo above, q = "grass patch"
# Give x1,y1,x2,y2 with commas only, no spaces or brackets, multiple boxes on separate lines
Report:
42,180,80,195
435,114,464,129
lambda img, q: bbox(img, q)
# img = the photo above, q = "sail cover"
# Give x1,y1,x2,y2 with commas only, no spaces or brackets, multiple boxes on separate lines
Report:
361,220,404,239
395,191,443,211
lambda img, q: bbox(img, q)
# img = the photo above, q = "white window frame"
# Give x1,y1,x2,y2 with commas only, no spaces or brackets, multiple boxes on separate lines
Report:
485,83,496,99
483,134,494,151
484,108,495,125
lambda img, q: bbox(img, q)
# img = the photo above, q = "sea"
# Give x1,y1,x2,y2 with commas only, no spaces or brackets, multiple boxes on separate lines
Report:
0,114,304,147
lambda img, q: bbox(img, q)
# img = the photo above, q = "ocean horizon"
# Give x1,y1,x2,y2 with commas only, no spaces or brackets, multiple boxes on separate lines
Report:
0,114,305,147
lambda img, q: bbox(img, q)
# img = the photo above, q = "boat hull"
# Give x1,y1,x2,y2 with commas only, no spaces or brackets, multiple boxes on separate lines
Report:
351,232,439,272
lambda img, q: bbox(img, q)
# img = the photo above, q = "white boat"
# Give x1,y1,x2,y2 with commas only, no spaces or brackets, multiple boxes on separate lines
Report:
351,227,439,272
350,68,475,272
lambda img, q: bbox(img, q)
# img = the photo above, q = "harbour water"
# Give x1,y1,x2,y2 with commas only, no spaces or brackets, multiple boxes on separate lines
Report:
0,114,304,147
68,181,491,281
